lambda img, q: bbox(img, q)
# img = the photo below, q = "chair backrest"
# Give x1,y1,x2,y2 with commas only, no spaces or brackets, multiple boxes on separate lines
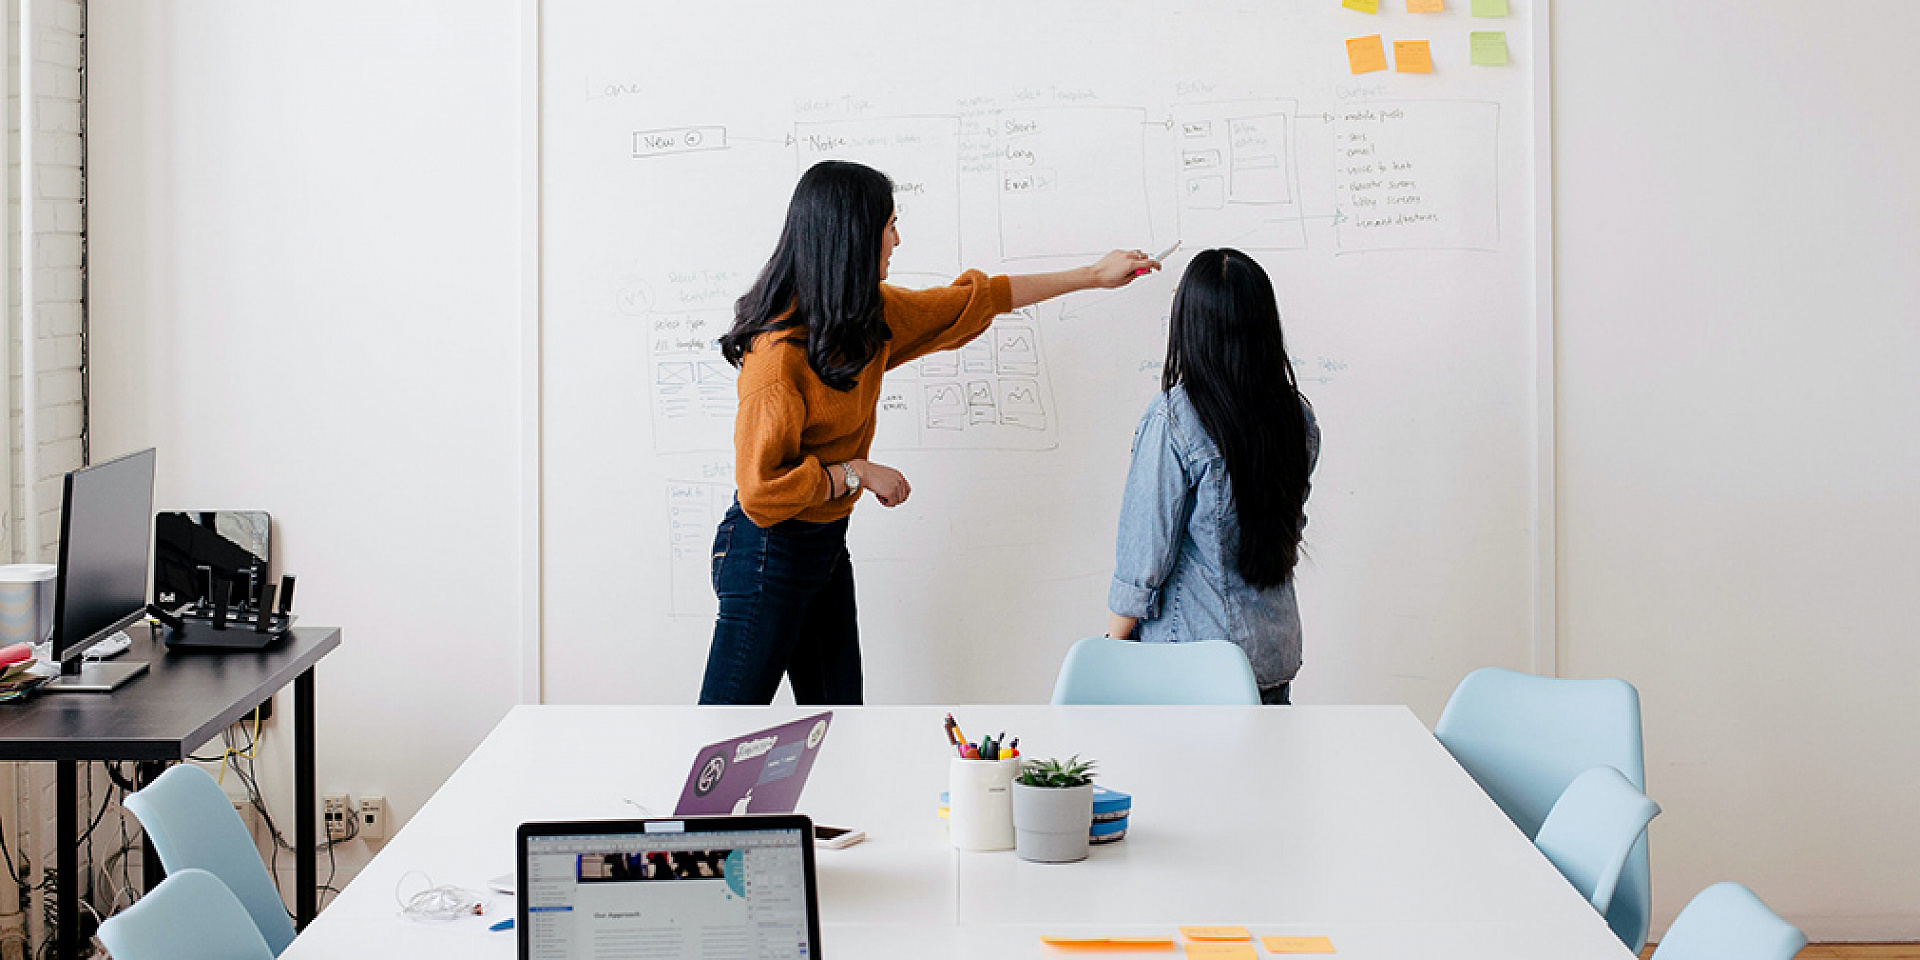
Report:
1433,667,1651,951
1533,765,1659,916
97,868,278,960
123,764,298,955
1050,637,1261,705
1651,882,1807,960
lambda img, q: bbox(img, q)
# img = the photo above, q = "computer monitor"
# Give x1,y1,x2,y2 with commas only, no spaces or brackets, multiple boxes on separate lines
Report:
45,448,156,693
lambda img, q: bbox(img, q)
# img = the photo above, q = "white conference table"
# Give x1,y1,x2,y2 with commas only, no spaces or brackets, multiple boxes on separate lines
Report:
283,705,1633,959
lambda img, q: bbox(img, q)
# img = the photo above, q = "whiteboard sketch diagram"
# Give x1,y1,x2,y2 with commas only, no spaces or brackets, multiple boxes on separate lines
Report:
1335,101,1500,252
628,267,742,454
871,303,1060,451
634,125,728,158
997,107,1153,260
666,481,730,617
1172,100,1308,251
796,117,963,276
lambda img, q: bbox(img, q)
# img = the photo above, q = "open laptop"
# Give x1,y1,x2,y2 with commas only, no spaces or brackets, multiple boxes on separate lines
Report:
517,815,822,960
674,712,832,816
491,713,835,898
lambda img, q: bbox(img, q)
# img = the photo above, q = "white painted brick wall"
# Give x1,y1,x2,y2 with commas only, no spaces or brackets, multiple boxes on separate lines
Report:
4,2,90,956
8,0,87,565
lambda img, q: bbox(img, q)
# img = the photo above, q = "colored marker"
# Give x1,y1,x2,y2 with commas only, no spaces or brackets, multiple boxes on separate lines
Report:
1133,240,1181,276
950,715,970,747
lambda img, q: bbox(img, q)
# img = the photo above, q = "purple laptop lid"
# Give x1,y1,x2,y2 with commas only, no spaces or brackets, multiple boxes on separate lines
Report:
674,712,833,816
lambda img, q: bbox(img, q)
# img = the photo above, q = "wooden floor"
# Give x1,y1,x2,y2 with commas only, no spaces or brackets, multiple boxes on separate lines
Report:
1641,946,1920,959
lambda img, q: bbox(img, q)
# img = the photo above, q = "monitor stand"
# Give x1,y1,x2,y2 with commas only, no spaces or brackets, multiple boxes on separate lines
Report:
43,632,150,693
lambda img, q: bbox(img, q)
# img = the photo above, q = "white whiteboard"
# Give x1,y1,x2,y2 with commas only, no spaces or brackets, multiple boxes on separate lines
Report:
538,0,1546,711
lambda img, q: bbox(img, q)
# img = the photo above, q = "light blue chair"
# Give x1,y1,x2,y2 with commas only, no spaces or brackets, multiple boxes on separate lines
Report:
1533,765,1660,916
1050,637,1261,705
123,764,298,956
97,868,277,960
1432,667,1651,952
1652,882,1807,960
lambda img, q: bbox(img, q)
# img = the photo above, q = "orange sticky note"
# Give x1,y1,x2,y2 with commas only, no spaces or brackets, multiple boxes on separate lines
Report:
1406,0,1444,10
1180,927,1250,942
1346,35,1388,74
1262,937,1337,955
1042,936,1176,950
1185,944,1257,960
1394,40,1434,73
1342,0,1381,12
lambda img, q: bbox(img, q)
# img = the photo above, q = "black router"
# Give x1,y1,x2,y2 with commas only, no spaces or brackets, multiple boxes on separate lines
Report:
158,573,298,651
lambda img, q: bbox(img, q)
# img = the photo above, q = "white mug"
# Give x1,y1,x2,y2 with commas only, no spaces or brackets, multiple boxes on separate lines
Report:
948,757,1019,851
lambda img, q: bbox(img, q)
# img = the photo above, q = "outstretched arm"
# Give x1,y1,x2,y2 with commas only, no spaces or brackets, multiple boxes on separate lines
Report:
1008,249,1159,309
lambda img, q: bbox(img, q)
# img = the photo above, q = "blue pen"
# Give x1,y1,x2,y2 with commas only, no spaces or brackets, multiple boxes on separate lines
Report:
490,918,514,932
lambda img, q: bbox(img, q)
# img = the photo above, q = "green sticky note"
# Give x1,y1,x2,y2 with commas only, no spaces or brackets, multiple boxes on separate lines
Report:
1472,0,1508,15
1470,31,1509,65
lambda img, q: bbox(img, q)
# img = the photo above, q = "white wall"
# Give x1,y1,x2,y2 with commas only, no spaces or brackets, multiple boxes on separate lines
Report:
1553,0,1920,941
85,0,530,890
81,0,1920,941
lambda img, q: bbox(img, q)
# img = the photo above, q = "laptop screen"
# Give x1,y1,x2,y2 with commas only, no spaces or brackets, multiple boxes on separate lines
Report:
520,818,819,960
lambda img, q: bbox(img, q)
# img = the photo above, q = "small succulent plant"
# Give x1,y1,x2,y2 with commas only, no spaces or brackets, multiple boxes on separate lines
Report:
1017,755,1096,788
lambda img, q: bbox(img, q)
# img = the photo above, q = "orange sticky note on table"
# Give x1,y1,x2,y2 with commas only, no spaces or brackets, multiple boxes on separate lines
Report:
1185,943,1257,960
1406,0,1444,10
1262,936,1337,954
1394,40,1434,73
1180,927,1250,942
1042,936,1176,950
1342,0,1381,12
1346,35,1388,74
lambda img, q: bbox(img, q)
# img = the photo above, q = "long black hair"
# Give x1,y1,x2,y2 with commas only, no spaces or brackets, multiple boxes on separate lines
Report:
720,161,894,390
1163,248,1311,588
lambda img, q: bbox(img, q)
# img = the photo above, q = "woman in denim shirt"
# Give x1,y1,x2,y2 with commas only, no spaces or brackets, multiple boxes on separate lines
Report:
1107,249,1319,704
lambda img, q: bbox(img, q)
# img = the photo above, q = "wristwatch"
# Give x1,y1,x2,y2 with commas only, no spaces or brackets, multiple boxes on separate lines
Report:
842,462,861,496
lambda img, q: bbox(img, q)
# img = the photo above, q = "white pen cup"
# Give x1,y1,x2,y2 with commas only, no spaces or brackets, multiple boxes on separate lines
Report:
0,564,57,649
948,757,1019,851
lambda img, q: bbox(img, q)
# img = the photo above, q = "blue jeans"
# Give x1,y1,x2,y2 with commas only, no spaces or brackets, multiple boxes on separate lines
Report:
698,500,863,705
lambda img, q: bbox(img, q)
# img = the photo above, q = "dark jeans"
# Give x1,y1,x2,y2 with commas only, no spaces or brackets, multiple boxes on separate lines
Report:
698,501,862,705
1261,682,1292,706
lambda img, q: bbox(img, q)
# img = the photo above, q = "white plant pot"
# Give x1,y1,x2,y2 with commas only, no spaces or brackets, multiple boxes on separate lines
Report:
1011,782,1093,863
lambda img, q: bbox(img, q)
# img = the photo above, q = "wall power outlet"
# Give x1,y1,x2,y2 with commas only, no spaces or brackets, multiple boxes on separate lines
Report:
322,793,351,840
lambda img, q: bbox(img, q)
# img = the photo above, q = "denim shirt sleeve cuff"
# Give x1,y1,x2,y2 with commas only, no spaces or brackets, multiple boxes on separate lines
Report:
1108,578,1160,619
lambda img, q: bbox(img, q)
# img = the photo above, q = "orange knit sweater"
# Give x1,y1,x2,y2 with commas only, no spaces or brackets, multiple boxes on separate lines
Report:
733,270,1013,527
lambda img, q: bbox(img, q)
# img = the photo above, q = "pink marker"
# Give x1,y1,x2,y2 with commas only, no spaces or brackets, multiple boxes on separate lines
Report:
1133,239,1182,276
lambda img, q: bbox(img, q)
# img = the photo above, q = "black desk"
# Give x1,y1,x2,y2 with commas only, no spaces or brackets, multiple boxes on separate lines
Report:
0,623,340,960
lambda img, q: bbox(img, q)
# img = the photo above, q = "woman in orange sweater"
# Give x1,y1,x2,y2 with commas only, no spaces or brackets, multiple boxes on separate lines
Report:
700,160,1156,705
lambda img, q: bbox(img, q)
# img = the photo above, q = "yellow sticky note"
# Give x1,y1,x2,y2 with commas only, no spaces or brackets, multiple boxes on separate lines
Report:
1470,31,1510,65
1342,0,1381,13
1406,0,1444,10
1394,40,1434,73
1263,937,1337,955
1471,0,1508,14
1346,35,1388,74
1180,927,1250,942
1184,944,1257,960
